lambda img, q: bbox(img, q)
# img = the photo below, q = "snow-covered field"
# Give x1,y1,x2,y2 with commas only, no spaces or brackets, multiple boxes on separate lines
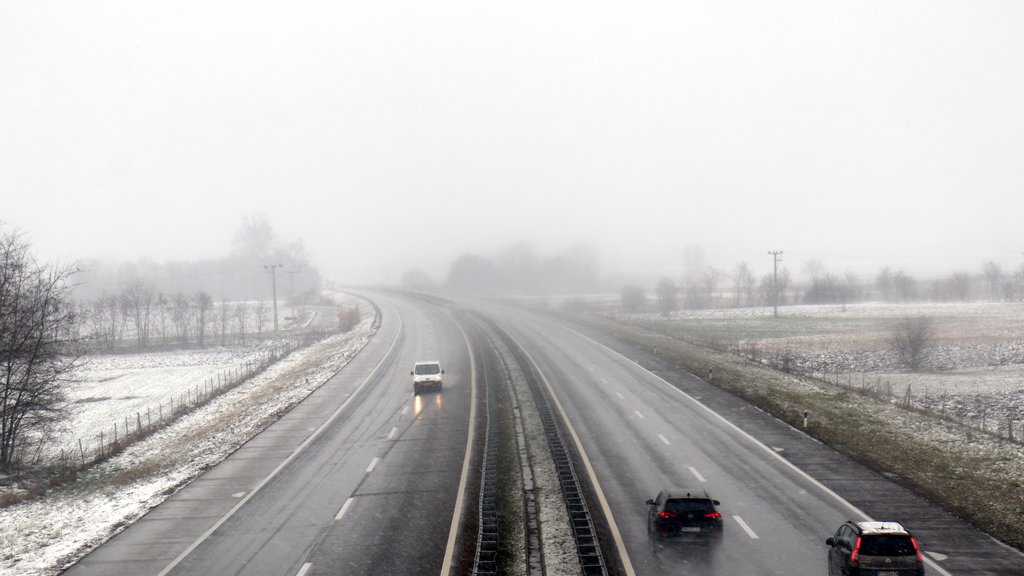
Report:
43,345,286,464
0,307,376,576
622,301,1024,437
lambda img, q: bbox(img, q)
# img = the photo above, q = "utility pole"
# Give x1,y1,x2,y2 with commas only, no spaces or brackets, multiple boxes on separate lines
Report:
769,251,783,318
264,264,282,332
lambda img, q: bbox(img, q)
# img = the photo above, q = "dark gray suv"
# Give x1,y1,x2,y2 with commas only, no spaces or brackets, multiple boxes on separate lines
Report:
825,520,925,575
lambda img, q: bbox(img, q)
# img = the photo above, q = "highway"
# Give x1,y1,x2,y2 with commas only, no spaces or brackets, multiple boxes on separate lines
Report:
62,290,1024,576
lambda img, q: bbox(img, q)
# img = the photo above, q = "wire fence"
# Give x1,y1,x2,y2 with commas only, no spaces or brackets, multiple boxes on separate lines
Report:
47,337,312,471
724,338,1024,445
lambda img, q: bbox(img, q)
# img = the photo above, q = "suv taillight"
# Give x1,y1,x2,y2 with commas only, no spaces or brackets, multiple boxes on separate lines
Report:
658,511,677,519
850,536,862,564
911,537,923,563
704,512,721,519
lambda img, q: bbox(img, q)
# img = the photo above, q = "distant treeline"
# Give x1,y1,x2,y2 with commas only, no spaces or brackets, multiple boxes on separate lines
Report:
630,261,1024,314
404,243,600,295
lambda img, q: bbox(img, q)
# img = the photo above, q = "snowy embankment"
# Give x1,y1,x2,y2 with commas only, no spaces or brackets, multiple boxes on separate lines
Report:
0,316,375,576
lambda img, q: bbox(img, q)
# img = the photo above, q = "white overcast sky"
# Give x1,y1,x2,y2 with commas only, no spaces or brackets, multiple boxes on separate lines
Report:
2,1,1022,284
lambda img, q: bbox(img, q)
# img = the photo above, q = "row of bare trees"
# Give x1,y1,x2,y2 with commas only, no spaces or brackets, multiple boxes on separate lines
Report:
623,259,1024,315
80,283,275,351
624,265,793,315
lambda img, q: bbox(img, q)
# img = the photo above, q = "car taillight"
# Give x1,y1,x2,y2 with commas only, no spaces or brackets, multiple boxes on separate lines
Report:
850,536,862,563
911,537,923,563
658,511,677,519
704,512,722,519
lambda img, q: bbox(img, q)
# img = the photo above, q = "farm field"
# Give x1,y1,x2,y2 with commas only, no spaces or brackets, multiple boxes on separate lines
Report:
617,301,1024,438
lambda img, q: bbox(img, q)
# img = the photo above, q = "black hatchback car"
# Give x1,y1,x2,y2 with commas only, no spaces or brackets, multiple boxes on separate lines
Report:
825,521,925,575
645,488,723,539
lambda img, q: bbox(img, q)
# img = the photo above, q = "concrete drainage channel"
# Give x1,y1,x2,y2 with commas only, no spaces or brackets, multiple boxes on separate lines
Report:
470,317,610,576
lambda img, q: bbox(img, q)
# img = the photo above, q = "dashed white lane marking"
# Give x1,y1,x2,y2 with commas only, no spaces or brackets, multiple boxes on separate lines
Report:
366,457,381,473
658,434,671,446
335,497,354,521
734,515,759,539
616,392,625,400
926,551,948,561
688,466,706,483
231,491,246,498
295,562,312,576
634,410,646,420
601,378,608,384
387,426,398,440
400,406,409,416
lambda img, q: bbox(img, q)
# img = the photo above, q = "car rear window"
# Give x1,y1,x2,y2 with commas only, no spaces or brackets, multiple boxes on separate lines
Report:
859,535,916,556
664,499,715,515
415,364,440,375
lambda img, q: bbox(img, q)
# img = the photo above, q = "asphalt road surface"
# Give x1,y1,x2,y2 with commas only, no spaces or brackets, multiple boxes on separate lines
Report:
63,291,1024,576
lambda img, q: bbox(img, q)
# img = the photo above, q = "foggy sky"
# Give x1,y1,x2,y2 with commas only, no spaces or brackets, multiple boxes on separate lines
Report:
3,2,1023,286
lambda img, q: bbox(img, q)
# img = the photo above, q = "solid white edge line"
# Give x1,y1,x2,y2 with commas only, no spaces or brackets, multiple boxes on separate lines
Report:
733,515,759,539
560,324,955,576
439,319,478,576
366,456,381,473
505,331,638,576
335,497,354,521
658,434,671,445
295,562,312,576
688,466,706,483
154,310,405,576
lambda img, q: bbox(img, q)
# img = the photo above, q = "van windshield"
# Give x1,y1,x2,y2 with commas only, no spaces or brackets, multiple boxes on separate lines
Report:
415,364,441,375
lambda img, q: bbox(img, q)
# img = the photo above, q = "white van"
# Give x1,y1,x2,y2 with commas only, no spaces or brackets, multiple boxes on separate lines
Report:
411,361,444,394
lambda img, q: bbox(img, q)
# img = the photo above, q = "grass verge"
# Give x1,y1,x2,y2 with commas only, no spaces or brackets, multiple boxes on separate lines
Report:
573,312,1024,552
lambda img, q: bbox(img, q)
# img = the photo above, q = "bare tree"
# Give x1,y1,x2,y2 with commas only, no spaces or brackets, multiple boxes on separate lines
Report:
655,277,678,316
0,230,81,467
620,285,646,312
254,299,268,337
946,272,971,302
983,261,1002,301
170,292,193,345
876,267,894,301
123,280,158,350
195,291,213,347
235,301,249,344
733,262,755,308
218,298,230,346
889,316,935,371
893,270,918,301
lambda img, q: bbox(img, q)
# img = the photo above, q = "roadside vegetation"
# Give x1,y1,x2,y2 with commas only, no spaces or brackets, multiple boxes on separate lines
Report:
570,311,1024,552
